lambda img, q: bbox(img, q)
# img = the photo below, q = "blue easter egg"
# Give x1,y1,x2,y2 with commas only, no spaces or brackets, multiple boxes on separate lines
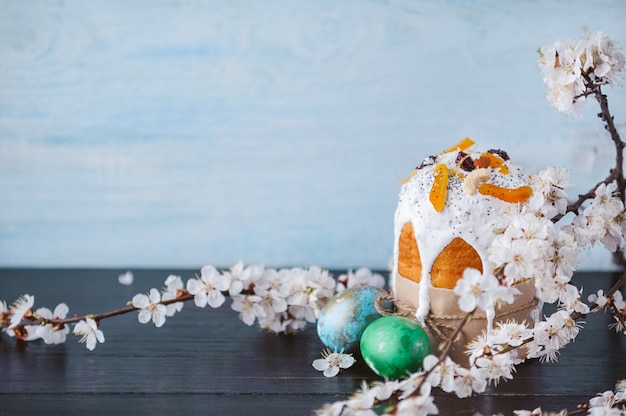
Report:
316,286,386,353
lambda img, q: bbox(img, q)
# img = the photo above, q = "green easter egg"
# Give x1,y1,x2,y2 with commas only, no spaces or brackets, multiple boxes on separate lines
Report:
360,315,431,379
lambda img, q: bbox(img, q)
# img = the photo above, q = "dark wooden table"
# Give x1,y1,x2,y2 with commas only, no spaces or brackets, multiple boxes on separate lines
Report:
1,269,625,415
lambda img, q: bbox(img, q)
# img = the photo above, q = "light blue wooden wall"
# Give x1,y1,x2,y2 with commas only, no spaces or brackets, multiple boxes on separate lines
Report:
1,0,625,270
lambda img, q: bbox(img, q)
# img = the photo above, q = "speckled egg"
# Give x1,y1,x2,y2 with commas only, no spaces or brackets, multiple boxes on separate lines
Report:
360,315,431,379
316,286,387,353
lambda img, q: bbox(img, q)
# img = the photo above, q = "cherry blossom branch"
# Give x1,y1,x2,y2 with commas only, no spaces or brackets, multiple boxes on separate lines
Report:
592,82,626,268
553,81,624,215
594,85,625,204
410,310,475,389
549,77,626,271
580,270,626,317
436,311,475,359
570,401,626,416
2,266,388,348
556,175,617,220
4,289,250,330
495,270,626,356
68,293,192,325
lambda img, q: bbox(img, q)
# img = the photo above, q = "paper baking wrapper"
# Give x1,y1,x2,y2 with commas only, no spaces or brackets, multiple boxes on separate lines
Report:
394,277,539,367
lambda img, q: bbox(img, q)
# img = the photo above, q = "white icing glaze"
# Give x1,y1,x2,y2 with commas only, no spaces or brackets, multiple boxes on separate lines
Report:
391,146,530,324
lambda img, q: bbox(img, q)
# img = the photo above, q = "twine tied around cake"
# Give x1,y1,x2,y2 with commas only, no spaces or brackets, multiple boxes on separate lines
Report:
374,294,455,343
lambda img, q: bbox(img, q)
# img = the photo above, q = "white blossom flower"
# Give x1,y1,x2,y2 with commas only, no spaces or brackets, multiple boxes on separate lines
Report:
535,276,562,304
254,285,288,314
491,320,533,348
257,268,292,299
531,310,581,361
35,303,70,345
550,310,582,343
117,271,134,286
490,235,543,283
224,261,264,296
525,338,557,363
303,266,337,316
285,317,308,333
549,231,579,280
369,379,401,402
336,268,386,292
515,211,554,242
0,300,9,329
595,182,621,208
613,290,626,310
466,332,494,366
423,355,457,392
582,31,626,86
609,291,626,334
314,400,351,416
452,365,487,398
539,274,581,310
493,284,523,307
132,288,167,327
73,318,105,351
345,380,378,411
513,408,543,416
398,371,428,400
231,294,265,326
285,268,311,306
9,294,35,329
615,379,626,401
257,312,291,334
18,325,41,341
474,352,515,384
453,268,498,313
558,282,582,310
395,382,438,416
161,275,184,317
588,289,609,308
568,297,591,315
288,304,317,325
533,313,566,352
186,265,230,308
312,348,356,377
588,390,621,416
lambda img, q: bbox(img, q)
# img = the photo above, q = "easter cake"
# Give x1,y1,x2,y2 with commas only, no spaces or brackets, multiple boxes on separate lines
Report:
391,138,539,364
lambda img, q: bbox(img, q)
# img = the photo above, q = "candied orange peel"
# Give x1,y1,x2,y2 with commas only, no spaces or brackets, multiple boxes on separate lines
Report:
429,163,449,212
399,170,418,184
478,183,532,203
481,152,509,174
443,137,475,154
